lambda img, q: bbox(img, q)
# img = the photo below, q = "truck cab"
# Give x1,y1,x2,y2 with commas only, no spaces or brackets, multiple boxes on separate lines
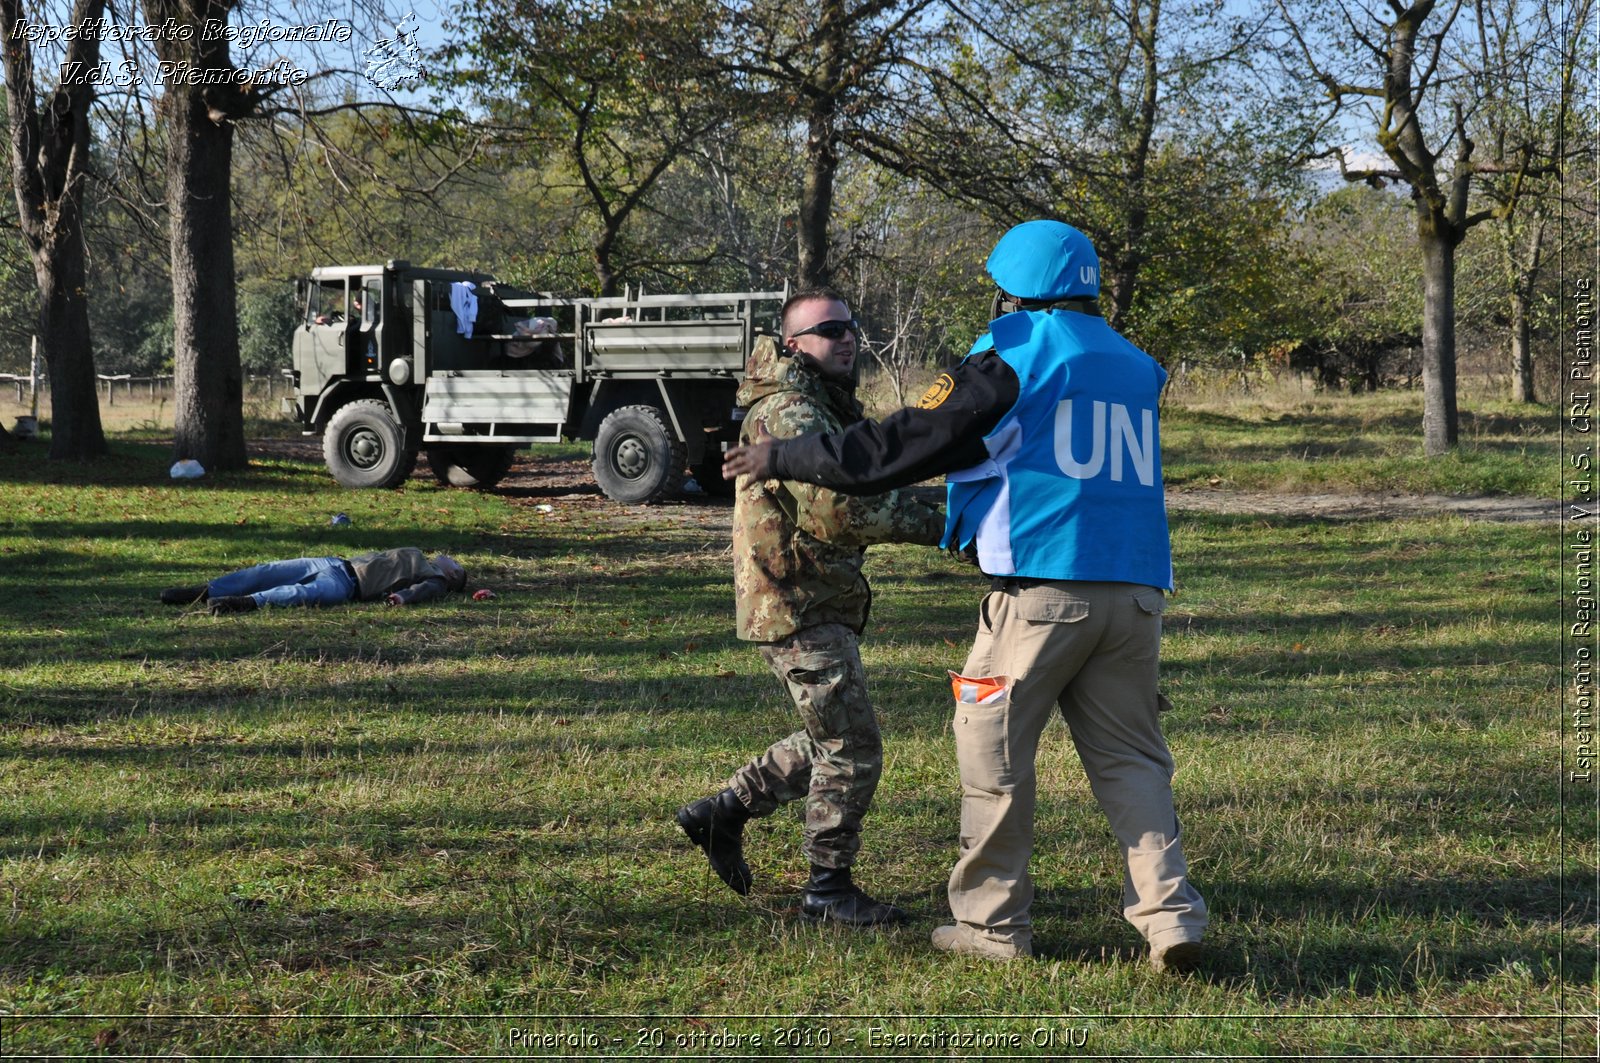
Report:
287,261,786,501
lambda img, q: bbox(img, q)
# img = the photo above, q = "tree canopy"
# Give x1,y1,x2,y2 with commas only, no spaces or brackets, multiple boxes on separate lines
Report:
0,0,1585,452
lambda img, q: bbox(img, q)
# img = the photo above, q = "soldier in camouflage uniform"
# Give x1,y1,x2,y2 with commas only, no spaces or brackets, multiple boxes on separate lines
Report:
677,289,944,927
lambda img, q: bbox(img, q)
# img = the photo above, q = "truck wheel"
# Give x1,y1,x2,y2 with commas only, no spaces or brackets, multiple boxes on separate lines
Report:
427,444,519,489
323,399,417,489
592,404,686,504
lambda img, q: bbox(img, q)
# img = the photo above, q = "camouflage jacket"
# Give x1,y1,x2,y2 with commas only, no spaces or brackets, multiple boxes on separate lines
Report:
733,336,945,642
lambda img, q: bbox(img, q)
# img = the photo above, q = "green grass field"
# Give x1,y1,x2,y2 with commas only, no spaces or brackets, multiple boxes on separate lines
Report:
0,391,1591,1057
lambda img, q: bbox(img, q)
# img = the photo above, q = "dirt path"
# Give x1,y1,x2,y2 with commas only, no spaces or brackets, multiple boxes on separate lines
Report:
489,454,1562,528
1163,487,1560,524
251,440,1562,528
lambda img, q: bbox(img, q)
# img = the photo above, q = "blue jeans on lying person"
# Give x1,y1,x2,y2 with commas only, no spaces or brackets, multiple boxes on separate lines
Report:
207,556,357,609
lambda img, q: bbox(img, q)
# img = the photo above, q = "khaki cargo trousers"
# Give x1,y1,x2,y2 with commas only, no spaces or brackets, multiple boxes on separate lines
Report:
949,580,1207,954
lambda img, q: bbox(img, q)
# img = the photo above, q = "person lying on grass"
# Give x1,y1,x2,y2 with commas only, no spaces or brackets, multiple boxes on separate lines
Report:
159,549,467,615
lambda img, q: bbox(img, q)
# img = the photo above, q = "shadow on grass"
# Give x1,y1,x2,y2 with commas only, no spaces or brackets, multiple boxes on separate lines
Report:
0,623,1542,734
0,661,769,726
0,531,732,640
1168,512,1550,591
1160,631,1552,682
0,782,657,861
0,441,367,496
0,522,529,615
1176,872,1572,1002
0,836,846,981
0,547,975,684
1019,868,1576,1009
2,862,1578,1018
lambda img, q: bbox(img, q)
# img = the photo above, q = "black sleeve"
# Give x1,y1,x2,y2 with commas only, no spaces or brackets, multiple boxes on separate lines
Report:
771,350,1020,495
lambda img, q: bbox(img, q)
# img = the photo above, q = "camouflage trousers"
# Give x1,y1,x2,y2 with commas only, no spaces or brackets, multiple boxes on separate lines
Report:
727,623,882,869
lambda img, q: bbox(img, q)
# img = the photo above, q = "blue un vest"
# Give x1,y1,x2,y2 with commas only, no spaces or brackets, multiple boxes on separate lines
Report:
941,310,1173,590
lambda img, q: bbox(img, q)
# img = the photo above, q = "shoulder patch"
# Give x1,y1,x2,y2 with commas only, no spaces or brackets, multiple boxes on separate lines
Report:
917,373,956,410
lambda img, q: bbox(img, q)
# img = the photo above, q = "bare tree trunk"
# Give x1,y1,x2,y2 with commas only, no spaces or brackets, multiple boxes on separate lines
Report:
1419,225,1459,455
595,227,620,297
0,0,108,461
148,0,248,470
1104,0,1162,331
1501,216,1545,405
38,246,101,458
797,0,846,289
166,92,246,469
1510,288,1534,402
798,103,838,289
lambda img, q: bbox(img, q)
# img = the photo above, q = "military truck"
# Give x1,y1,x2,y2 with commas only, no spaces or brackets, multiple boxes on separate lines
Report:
285,261,787,503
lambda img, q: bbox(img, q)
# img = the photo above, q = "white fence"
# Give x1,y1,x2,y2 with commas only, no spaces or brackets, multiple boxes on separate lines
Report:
0,374,34,404
96,374,172,405
1,372,292,406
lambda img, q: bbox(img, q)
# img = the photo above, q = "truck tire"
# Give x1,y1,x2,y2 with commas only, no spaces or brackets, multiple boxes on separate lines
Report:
323,399,417,489
427,444,518,489
592,404,686,504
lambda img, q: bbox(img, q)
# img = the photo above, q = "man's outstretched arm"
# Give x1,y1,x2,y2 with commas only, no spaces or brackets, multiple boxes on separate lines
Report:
723,351,1019,495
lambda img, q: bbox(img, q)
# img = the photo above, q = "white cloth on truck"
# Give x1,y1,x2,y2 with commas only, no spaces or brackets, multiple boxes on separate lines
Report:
450,281,478,337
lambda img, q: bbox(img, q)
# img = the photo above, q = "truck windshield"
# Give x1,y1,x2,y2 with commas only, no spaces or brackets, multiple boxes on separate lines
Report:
309,280,346,326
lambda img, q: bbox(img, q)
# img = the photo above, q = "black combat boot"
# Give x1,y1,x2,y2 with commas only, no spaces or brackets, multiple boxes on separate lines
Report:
208,595,258,615
676,789,753,895
159,585,209,605
800,864,908,927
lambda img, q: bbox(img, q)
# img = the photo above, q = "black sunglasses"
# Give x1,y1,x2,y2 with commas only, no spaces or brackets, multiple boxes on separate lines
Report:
789,318,861,341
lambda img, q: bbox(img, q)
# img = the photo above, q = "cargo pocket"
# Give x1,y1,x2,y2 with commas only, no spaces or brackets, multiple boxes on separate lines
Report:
1129,588,1167,661
1015,590,1089,625
950,672,1015,788
1133,589,1167,616
784,655,864,742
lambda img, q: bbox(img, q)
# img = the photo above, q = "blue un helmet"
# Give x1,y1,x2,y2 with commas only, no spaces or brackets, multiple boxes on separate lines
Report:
985,220,1100,310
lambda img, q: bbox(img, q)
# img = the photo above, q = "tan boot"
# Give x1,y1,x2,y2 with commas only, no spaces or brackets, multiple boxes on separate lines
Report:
1150,938,1203,974
930,924,1029,961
